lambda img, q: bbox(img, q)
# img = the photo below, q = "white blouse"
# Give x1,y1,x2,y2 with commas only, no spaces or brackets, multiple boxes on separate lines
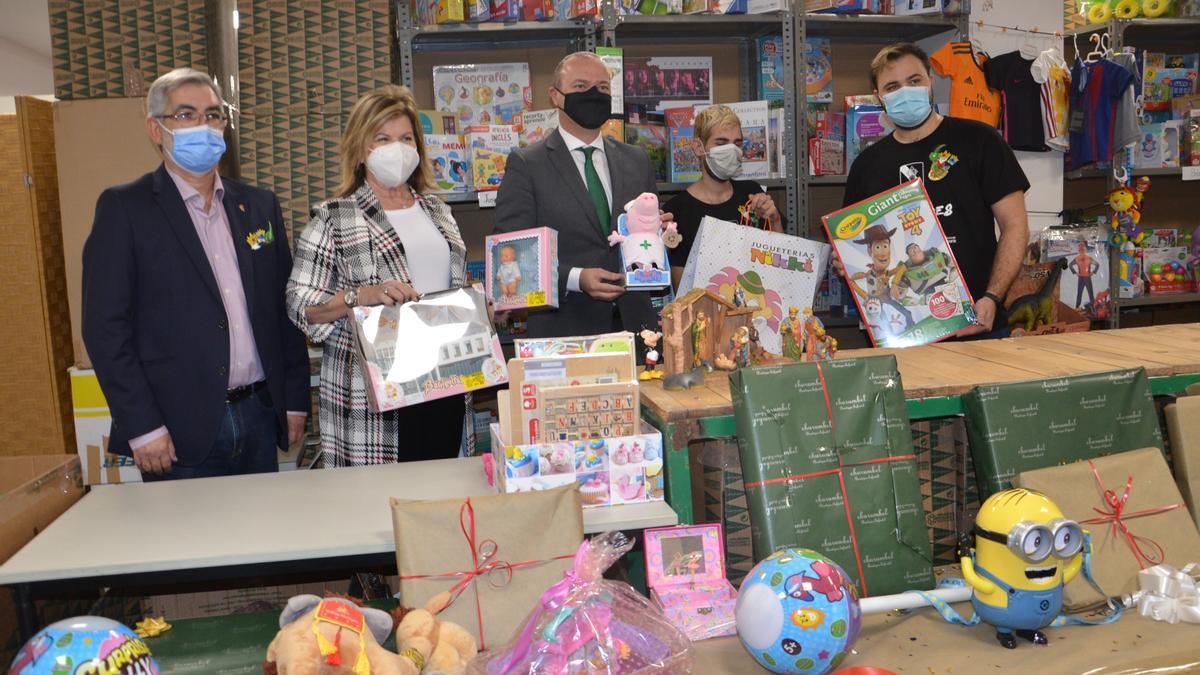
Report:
384,204,452,295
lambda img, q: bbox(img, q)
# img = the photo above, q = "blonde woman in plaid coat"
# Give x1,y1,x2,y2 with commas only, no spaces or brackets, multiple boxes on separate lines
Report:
286,86,470,466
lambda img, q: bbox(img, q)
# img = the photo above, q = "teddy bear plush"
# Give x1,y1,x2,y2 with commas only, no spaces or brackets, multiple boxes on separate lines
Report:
394,591,479,675
265,594,436,675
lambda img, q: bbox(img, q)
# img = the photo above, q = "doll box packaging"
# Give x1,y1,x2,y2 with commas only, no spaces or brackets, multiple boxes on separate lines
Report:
484,227,560,312
822,178,977,348
644,524,738,640
490,417,666,507
351,286,508,412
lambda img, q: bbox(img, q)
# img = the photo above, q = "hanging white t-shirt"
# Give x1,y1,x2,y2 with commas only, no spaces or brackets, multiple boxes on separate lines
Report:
1031,47,1071,152
384,205,451,295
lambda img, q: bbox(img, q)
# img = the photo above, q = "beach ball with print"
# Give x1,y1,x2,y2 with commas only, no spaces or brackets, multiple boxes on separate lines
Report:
9,616,160,675
735,549,861,674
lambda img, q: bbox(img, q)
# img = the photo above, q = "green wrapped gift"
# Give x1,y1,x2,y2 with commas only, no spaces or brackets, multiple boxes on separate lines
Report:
730,355,934,597
964,368,1163,499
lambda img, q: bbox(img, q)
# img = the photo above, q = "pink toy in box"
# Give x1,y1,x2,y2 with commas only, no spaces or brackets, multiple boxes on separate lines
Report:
485,227,560,312
644,524,737,641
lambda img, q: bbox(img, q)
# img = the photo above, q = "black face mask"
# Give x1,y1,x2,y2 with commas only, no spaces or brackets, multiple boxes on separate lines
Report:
555,86,613,130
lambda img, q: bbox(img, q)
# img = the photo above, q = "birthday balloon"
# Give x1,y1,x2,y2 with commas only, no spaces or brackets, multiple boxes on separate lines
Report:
736,549,862,674
9,616,159,675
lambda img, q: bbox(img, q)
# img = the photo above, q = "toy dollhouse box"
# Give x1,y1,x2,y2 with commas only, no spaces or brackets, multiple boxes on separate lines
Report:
644,524,737,640
485,227,560,312
490,419,666,508
351,286,508,412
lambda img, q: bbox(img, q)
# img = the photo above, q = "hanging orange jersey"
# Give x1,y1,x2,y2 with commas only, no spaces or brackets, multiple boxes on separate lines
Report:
931,42,1002,128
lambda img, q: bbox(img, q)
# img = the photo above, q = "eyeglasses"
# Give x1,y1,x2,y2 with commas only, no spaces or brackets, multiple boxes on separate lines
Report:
974,518,1083,564
156,109,229,127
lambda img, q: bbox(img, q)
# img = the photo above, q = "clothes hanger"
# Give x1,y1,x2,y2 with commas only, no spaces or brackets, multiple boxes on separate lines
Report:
1085,32,1108,64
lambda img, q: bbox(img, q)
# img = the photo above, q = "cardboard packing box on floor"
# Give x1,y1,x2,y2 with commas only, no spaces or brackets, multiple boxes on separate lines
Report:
1166,395,1200,525
0,455,85,564
391,485,583,650
964,368,1163,499
0,454,86,663
1015,447,1200,610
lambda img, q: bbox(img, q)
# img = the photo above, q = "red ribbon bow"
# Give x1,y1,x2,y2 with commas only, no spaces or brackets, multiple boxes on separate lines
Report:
399,498,574,650
1080,459,1184,570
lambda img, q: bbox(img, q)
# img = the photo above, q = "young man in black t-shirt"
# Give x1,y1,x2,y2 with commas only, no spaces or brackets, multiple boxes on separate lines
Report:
841,42,1030,339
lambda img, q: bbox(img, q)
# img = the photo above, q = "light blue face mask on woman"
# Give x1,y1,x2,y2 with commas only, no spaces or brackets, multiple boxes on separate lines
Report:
160,123,227,174
881,85,934,129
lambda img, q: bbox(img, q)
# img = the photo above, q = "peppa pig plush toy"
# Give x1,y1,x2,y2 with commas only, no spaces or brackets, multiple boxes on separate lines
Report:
608,192,677,289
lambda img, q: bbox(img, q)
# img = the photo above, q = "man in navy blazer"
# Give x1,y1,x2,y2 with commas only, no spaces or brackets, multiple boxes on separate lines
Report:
82,68,310,480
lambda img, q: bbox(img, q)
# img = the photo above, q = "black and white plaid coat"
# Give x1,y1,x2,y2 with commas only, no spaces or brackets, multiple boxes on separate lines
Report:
285,183,470,466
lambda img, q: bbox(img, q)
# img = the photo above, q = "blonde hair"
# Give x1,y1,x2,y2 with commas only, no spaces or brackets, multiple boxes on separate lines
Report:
336,85,433,197
694,104,742,146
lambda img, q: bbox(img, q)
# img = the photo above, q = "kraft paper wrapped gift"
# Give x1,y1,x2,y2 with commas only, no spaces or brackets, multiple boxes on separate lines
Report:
1014,447,1200,611
1166,396,1200,526
391,485,583,650
730,355,934,597
964,368,1163,499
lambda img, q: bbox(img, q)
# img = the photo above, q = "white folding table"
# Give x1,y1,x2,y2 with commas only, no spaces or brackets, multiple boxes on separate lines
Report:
0,457,677,637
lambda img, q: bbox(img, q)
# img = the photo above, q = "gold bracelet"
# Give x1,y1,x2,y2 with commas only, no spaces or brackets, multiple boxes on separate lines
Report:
400,647,426,671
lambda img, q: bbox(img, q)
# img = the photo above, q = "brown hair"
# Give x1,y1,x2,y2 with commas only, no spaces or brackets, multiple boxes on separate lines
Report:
868,42,932,91
693,104,743,146
336,84,433,197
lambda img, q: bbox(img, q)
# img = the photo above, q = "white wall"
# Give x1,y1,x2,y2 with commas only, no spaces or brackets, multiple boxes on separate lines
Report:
970,1,1066,233
0,0,54,113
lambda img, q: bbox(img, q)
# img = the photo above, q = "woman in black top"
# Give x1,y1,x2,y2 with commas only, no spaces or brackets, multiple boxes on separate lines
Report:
663,104,784,289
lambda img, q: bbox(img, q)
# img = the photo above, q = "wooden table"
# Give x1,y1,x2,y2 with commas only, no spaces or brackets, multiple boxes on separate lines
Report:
640,324,1200,524
694,605,1200,673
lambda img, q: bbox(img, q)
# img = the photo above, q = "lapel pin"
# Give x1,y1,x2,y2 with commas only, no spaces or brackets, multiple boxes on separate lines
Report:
238,203,246,212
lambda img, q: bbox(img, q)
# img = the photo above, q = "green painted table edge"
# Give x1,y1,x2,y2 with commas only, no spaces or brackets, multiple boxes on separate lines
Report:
644,372,1200,525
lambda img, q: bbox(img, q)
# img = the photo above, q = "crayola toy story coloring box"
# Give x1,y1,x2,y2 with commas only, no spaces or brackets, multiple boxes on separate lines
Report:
822,178,977,347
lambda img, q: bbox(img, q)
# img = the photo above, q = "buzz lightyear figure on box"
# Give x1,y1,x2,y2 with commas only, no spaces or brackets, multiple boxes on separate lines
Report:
895,242,957,302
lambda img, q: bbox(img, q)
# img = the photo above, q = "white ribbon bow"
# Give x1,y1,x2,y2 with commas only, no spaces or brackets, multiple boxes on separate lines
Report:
1122,563,1200,624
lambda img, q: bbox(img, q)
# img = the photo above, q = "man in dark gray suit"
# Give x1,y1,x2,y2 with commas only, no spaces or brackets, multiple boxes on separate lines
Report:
495,51,667,339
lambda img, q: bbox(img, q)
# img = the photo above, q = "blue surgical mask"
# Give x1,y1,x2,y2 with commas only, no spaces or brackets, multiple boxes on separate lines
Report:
881,86,933,129
160,123,226,174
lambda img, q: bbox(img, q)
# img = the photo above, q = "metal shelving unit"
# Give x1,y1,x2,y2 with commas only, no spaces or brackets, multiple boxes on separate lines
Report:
1066,166,1188,180
794,8,965,237
1060,16,1200,326
395,2,967,238
1116,292,1200,309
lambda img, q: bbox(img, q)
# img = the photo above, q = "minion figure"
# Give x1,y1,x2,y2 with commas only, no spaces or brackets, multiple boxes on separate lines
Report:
961,488,1083,649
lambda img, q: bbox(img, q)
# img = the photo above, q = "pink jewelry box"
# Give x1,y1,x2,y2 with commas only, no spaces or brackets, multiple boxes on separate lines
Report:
485,227,560,312
644,523,737,641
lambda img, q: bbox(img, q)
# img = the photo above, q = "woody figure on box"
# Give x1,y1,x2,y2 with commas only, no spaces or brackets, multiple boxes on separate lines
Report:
849,224,914,331
639,329,664,381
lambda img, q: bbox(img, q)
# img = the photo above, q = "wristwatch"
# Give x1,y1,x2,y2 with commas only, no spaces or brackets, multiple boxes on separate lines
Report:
343,288,359,308
983,291,1003,307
